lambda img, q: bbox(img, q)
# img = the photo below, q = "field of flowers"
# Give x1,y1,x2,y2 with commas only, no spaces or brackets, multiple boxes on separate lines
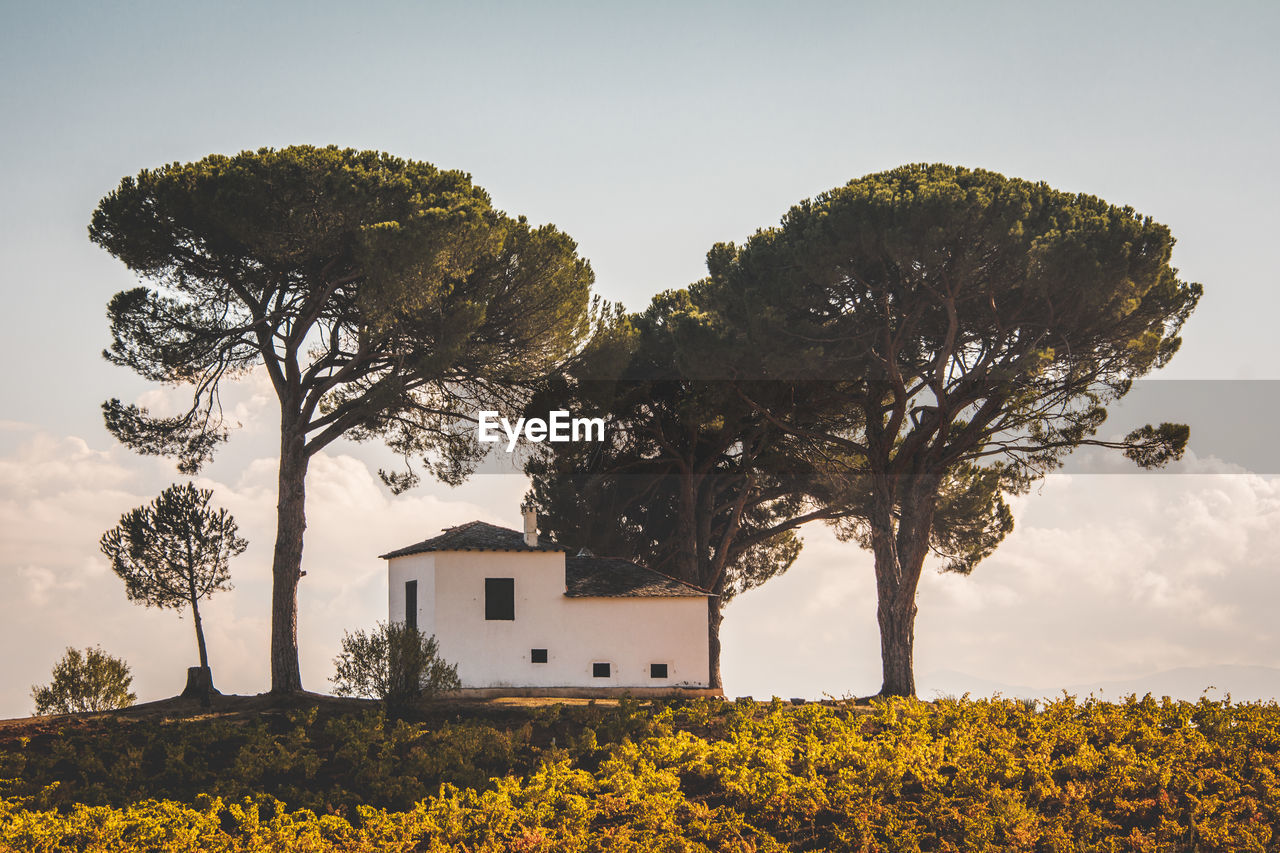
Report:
1,694,1277,851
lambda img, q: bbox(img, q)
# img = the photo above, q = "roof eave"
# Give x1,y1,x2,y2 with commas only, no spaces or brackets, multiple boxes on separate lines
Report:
381,546,567,559
563,592,714,599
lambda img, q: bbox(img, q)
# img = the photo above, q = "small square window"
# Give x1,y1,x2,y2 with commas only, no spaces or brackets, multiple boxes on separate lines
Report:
531,648,548,663
650,663,668,679
592,662,611,678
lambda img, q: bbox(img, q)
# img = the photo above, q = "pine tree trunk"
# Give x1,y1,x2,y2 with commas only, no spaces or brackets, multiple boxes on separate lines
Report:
707,596,723,689
673,471,700,584
876,584,917,697
191,595,210,672
870,472,940,699
270,432,309,694
185,571,215,706
182,593,217,705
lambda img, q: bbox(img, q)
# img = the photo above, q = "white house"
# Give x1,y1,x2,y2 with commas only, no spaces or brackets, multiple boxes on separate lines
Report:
382,510,718,695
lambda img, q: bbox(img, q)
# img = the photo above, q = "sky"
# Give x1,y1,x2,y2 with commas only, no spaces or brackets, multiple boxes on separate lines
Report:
1,1,1278,717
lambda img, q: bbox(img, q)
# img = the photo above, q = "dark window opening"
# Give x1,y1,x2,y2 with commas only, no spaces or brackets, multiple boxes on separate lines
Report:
592,662,611,678
531,648,548,663
650,663,668,679
404,580,417,631
485,577,515,620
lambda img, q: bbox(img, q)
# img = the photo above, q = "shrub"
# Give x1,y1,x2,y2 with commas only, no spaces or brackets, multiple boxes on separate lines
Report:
331,621,460,710
31,646,136,715
8,695,1280,851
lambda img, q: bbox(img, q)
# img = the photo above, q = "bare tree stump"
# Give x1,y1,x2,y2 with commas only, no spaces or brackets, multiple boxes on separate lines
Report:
181,666,219,705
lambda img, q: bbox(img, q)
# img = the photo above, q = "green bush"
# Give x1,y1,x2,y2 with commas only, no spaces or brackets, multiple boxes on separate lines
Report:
330,621,460,712
30,647,135,715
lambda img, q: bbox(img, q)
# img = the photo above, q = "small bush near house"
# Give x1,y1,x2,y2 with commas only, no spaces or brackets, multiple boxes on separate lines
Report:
30,646,136,715
331,621,460,711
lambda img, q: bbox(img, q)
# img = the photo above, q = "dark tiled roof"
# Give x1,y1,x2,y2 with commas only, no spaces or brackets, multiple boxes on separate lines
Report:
380,520,711,598
565,556,711,598
380,521,567,559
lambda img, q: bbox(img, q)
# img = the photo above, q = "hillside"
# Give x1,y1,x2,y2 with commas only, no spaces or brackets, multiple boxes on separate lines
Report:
1,693,1278,851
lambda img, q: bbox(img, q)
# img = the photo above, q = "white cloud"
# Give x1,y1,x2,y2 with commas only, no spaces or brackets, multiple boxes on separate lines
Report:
4,422,1279,716
0,422,534,716
722,469,1280,700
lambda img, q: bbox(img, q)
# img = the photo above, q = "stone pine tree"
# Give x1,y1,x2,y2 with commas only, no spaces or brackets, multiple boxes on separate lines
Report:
90,146,594,693
525,292,854,687
100,482,246,701
698,164,1202,697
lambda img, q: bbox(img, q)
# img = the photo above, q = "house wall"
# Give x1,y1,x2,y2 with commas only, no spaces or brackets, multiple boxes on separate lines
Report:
387,553,435,638
387,550,710,688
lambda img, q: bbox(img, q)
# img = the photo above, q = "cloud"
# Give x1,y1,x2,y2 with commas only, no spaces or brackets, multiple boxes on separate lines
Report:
4,421,1278,716
0,423,527,717
924,469,1280,688
722,468,1280,700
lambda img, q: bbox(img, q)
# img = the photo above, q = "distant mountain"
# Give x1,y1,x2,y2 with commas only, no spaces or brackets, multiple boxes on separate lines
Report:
918,669,1043,700
1061,666,1280,703
919,665,1280,703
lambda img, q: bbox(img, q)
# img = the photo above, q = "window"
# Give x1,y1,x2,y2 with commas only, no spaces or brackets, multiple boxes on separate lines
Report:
485,578,514,620
404,580,417,630
592,662,611,678
531,648,548,663
650,663,668,679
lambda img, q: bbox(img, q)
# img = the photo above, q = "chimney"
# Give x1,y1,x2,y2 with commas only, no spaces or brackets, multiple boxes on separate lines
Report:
523,507,538,547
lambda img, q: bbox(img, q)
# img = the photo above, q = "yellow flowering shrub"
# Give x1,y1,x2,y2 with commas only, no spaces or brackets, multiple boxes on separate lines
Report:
2,695,1277,851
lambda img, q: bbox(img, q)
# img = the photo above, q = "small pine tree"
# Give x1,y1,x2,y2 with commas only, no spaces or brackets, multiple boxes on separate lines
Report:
32,647,136,715
100,482,245,700
331,621,460,711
